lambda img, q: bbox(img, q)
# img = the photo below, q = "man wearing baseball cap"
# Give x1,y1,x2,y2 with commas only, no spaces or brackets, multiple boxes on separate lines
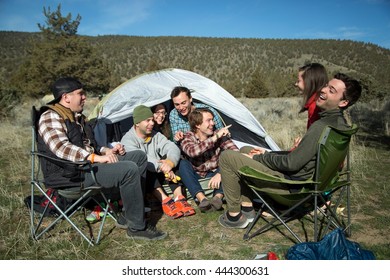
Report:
37,77,167,240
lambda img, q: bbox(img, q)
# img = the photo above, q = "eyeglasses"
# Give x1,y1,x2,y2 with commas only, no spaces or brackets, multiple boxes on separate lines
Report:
154,111,167,116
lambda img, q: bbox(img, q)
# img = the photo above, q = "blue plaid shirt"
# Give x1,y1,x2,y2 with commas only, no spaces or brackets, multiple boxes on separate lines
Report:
169,102,224,143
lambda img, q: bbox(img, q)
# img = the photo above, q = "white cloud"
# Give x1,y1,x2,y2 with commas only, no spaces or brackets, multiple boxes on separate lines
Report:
295,26,367,41
337,27,366,39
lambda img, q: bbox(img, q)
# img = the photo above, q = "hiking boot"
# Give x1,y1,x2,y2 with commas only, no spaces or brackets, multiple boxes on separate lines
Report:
175,195,196,216
115,209,154,229
198,198,212,212
218,212,250,229
242,209,256,222
86,205,104,223
162,197,183,219
211,196,224,211
127,224,168,240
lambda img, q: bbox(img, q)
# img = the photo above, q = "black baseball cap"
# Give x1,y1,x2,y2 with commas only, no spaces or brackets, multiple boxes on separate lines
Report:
48,77,83,104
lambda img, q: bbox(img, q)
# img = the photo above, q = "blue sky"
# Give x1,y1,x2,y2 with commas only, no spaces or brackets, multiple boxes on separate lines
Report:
1,0,389,49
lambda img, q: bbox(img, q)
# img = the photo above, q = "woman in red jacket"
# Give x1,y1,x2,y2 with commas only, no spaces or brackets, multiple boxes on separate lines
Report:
296,63,328,129
291,63,328,149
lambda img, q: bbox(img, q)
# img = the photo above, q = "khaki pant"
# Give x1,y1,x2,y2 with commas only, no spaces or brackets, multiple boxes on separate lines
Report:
219,148,284,213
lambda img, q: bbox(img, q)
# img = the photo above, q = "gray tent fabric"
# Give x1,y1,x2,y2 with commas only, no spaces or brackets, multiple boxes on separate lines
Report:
89,68,280,151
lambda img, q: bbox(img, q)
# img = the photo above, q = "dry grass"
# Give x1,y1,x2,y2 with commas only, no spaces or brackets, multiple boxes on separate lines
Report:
238,97,307,149
1,97,389,260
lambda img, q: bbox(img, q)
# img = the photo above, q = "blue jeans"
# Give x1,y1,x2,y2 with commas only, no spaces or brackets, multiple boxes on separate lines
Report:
178,159,223,199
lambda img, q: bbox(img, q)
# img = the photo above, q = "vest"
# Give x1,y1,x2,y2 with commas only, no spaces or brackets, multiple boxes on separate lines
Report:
37,104,99,188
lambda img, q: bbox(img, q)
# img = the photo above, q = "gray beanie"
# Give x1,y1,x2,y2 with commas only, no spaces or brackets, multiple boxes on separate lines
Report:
133,105,153,124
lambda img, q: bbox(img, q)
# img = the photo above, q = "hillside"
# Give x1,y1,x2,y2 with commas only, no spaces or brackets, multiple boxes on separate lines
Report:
1,31,390,99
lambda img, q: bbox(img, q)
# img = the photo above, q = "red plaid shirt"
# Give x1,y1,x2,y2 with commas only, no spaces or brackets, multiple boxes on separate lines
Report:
180,130,238,177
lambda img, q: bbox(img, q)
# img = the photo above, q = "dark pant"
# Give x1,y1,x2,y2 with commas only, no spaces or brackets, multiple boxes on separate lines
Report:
145,170,180,195
83,150,147,230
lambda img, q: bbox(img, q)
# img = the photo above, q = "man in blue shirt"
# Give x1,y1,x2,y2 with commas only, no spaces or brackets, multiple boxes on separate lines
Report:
169,86,224,144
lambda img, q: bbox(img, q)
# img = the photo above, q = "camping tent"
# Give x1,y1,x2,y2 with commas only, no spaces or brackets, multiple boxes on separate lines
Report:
89,68,280,151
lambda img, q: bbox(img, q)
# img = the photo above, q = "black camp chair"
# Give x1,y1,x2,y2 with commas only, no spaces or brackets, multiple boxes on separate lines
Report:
28,106,117,246
238,125,359,243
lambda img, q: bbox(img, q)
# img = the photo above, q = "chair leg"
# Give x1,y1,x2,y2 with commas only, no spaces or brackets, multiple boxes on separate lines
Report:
244,194,304,243
314,192,348,240
91,192,118,245
346,185,352,237
243,206,264,240
95,197,111,244
31,183,96,246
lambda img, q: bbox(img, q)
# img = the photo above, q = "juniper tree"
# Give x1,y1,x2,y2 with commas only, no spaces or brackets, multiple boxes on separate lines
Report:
11,4,110,98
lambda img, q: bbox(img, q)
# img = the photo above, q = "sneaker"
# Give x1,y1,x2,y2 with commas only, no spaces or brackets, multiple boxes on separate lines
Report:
211,196,224,211
162,198,183,219
115,212,128,229
127,224,168,240
175,195,196,216
242,209,256,222
198,198,212,212
115,210,152,229
86,205,104,223
218,212,250,229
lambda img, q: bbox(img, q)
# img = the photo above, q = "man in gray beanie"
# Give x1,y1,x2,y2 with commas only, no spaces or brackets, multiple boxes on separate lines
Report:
38,77,167,240
121,105,196,219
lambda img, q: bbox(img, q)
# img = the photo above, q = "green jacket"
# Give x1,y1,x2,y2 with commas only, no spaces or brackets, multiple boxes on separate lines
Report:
253,109,350,180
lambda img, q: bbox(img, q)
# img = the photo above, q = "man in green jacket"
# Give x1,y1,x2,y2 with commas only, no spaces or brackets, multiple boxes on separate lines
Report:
218,73,362,229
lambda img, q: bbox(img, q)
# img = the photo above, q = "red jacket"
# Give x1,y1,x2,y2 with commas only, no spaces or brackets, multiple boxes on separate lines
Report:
305,93,320,129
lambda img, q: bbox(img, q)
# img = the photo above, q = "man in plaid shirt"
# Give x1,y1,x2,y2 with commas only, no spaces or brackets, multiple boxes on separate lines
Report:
38,77,167,240
180,108,239,212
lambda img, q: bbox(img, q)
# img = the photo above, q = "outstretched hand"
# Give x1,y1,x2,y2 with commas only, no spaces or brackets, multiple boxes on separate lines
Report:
215,124,232,140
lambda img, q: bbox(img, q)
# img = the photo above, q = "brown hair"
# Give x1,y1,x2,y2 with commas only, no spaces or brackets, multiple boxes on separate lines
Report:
188,108,214,132
298,63,328,113
151,103,171,139
333,73,362,109
170,86,193,99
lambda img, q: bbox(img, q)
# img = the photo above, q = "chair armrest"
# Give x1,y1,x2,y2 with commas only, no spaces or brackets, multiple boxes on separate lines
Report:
33,151,91,170
238,165,316,185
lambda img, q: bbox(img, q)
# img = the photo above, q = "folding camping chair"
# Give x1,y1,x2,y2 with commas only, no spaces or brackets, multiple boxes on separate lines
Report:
238,124,359,243
28,106,117,246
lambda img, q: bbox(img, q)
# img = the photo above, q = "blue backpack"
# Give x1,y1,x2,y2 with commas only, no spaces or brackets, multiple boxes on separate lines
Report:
286,228,375,260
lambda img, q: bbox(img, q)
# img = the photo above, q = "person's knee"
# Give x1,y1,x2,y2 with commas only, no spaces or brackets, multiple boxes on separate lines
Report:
125,150,147,163
123,161,140,178
239,146,253,154
178,159,193,173
178,158,191,168
220,149,235,166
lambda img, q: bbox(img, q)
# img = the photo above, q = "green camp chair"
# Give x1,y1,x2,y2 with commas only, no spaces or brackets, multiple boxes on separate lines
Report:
238,124,359,243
